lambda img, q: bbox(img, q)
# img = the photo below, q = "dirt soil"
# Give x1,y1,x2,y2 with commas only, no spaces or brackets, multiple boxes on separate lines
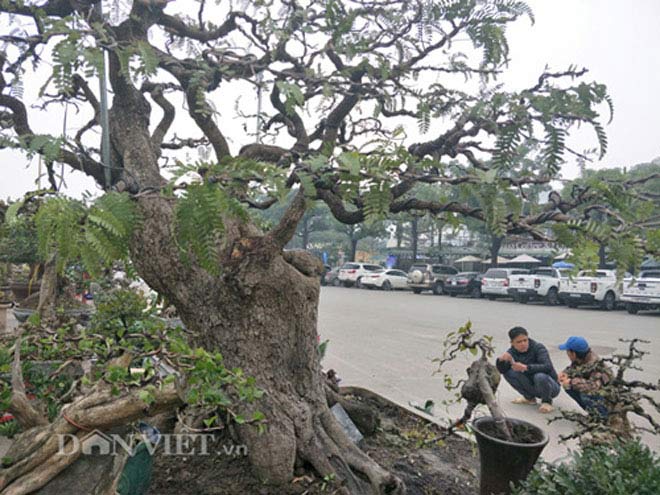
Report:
148,389,479,495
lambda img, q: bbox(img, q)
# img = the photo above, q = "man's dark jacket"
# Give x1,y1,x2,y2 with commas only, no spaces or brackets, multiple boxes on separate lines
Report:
495,338,558,381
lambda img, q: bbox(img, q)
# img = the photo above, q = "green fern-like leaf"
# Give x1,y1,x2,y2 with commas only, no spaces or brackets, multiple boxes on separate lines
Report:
417,101,431,135
34,193,138,277
542,125,566,176
592,121,608,159
35,197,86,272
363,184,392,224
493,124,521,170
136,41,159,77
175,184,242,275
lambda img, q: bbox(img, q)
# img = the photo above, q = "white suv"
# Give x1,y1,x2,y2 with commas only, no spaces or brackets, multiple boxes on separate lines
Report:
481,268,529,300
338,263,383,288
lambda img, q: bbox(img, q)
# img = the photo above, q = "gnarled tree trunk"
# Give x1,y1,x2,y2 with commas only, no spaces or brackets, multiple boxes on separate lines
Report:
36,253,57,321
490,235,504,266
129,197,402,494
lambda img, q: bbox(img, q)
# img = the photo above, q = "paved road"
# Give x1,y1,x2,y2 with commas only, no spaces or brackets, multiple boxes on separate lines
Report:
318,286,660,461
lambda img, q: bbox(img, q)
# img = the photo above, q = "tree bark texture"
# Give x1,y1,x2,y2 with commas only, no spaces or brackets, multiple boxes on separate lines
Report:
36,253,58,321
490,235,504,266
127,198,402,493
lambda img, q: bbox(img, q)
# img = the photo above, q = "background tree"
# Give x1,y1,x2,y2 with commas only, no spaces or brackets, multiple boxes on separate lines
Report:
0,1,655,493
557,161,660,272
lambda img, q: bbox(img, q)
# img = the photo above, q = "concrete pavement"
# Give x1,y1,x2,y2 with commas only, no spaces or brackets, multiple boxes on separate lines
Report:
318,286,660,462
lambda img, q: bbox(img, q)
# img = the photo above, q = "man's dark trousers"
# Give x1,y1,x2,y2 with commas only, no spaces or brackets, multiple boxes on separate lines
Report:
565,388,608,418
503,370,560,403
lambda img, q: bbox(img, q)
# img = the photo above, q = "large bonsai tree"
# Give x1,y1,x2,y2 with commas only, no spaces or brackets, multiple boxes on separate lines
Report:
0,1,657,493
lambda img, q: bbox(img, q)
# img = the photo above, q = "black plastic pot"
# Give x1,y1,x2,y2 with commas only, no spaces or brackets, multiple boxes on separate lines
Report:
472,416,549,495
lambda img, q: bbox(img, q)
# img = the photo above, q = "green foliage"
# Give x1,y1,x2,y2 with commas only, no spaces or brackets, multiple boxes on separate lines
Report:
0,289,265,429
541,125,566,176
476,183,509,236
275,81,305,115
416,101,431,134
363,184,392,224
175,182,246,275
51,32,82,94
116,41,160,81
0,213,39,265
555,164,659,271
35,197,86,272
34,193,138,277
0,420,20,439
514,440,660,495
317,339,330,361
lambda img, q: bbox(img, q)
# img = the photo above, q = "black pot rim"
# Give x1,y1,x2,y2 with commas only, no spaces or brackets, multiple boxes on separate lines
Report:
472,416,549,449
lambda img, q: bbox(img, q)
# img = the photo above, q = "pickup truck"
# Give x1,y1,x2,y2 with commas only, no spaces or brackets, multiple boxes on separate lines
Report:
558,269,628,311
621,270,660,314
507,267,568,305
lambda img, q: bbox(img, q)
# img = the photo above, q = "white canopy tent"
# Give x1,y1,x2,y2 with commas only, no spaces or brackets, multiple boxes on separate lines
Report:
508,254,542,264
454,255,483,263
482,256,510,265
454,255,483,271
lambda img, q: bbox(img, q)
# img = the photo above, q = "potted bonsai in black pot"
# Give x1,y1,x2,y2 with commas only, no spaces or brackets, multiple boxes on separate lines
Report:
434,322,549,495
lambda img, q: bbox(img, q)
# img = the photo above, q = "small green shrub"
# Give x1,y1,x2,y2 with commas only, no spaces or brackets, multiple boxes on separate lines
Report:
0,420,20,439
514,440,660,495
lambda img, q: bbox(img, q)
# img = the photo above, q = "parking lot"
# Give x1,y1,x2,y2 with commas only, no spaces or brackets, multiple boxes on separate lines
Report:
318,286,660,461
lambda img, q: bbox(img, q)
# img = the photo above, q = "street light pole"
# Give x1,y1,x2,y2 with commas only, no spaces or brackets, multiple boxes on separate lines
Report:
256,72,263,144
96,1,112,190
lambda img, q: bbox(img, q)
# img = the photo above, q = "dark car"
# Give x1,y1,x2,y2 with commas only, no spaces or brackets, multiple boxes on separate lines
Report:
444,272,484,298
321,266,341,286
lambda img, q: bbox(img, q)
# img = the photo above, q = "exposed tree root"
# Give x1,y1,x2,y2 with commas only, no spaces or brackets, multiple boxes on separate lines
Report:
0,383,181,494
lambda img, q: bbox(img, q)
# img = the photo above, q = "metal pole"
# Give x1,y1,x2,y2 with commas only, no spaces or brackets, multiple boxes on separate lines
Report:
256,72,263,144
96,1,112,189
37,155,42,189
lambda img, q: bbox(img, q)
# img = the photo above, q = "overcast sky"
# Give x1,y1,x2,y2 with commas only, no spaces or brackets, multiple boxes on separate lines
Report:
1,0,659,201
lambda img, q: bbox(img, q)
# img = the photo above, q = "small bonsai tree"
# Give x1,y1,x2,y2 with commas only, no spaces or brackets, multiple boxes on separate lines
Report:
550,338,660,444
433,321,511,440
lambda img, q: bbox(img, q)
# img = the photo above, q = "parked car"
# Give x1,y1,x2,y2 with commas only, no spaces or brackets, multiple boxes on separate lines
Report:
621,270,660,314
321,266,341,286
480,268,530,300
337,262,383,288
320,265,331,285
507,267,570,305
407,264,458,295
360,269,409,290
558,269,629,310
444,272,484,298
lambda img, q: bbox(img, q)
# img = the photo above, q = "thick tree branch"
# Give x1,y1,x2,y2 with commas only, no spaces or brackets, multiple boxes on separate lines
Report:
8,332,49,429
157,11,239,41
267,188,307,248
0,94,107,184
142,82,175,149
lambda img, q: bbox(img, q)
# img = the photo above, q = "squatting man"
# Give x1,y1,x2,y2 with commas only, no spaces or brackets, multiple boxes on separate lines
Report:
496,327,610,416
